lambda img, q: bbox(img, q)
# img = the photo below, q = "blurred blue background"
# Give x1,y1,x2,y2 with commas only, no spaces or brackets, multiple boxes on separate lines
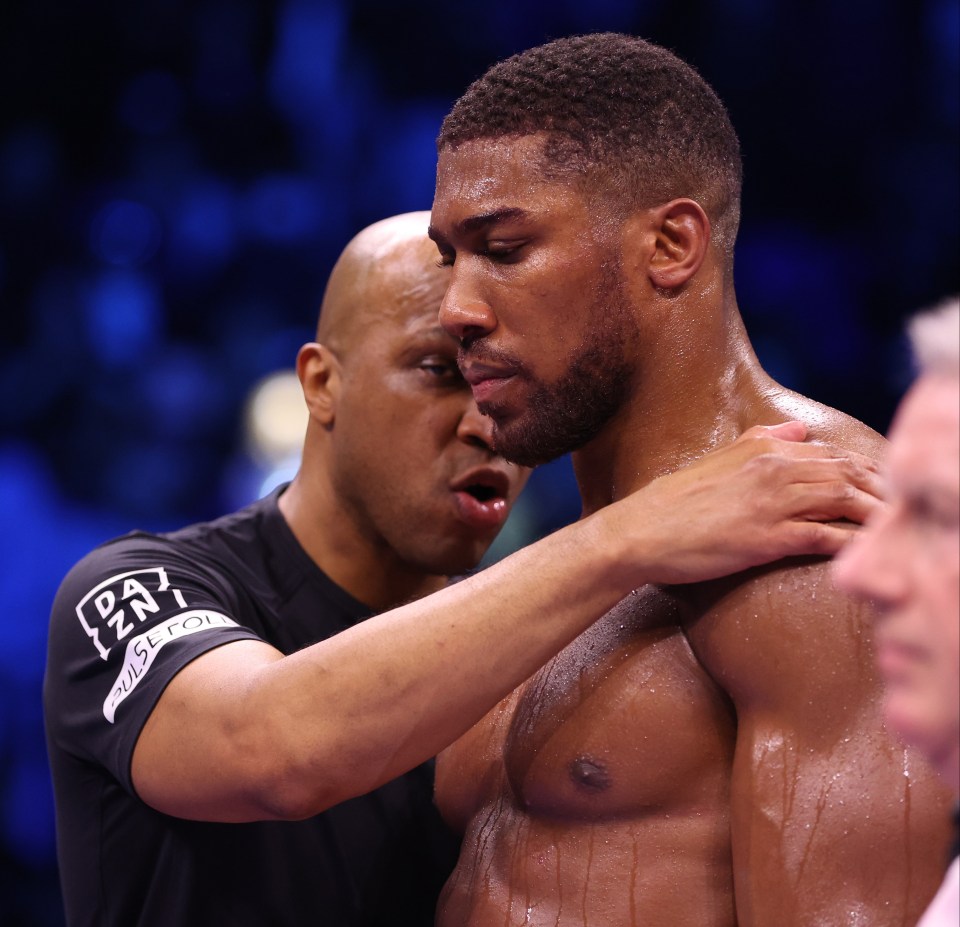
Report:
0,0,957,922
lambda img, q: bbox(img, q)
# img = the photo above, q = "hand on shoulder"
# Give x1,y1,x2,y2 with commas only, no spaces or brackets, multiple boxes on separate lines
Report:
600,421,886,586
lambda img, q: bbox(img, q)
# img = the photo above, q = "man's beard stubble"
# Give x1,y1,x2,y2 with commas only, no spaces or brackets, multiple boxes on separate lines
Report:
484,264,637,468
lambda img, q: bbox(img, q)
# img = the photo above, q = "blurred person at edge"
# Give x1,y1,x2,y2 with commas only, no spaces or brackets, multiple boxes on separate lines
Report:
47,211,887,927
835,297,960,927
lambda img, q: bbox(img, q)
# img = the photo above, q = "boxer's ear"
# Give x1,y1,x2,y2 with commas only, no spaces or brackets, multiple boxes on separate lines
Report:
296,343,341,429
641,198,711,290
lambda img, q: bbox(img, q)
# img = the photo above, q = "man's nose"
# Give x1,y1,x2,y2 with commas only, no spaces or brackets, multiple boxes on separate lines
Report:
832,514,908,609
439,271,497,344
456,396,495,452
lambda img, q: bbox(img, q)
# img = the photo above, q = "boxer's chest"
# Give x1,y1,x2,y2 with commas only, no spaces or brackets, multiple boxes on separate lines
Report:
494,585,737,820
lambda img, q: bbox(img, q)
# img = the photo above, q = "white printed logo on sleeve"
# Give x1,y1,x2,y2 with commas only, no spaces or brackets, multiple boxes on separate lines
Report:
73,568,240,722
76,567,189,660
103,611,239,723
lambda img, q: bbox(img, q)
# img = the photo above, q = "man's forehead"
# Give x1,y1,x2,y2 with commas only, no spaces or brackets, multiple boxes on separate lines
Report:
887,375,960,487
344,306,453,364
434,137,557,210
402,315,455,343
360,229,444,292
392,300,449,339
432,136,608,244
437,133,547,169
363,279,447,332
337,263,448,355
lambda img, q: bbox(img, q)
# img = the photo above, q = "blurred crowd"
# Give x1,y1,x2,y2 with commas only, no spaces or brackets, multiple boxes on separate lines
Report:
0,1,956,923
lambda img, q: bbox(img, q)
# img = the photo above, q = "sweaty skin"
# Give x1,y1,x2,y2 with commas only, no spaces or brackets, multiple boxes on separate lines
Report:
430,136,952,927
129,211,881,829
44,208,903,926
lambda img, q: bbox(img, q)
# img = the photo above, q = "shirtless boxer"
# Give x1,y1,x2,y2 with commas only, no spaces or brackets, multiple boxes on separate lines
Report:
45,211,879,927
428,34,954,926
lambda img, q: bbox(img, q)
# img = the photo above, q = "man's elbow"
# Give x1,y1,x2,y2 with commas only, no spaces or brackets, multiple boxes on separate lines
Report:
241,737,371,821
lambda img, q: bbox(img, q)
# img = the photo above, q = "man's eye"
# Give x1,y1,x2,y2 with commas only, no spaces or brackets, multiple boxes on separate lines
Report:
482,242,523,263
420,360,461,380
908,496,960,532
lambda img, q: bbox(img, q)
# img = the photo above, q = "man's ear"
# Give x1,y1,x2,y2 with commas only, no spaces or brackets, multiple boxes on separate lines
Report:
629,198,711,290
296,342,341,429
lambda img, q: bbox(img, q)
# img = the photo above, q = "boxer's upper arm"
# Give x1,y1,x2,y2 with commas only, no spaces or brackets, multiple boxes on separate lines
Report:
716,569,953,926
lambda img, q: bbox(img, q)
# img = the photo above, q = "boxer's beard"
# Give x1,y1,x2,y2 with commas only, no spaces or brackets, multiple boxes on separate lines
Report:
487,262,636,467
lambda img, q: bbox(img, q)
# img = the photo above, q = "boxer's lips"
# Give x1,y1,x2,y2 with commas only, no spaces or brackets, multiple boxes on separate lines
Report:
461,361,517,405
450,468,512,531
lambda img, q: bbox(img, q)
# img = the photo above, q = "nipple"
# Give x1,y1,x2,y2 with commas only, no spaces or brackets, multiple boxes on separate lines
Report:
569,757,611,792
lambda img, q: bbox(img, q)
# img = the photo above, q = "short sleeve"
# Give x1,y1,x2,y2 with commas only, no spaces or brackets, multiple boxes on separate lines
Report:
44,535,262,794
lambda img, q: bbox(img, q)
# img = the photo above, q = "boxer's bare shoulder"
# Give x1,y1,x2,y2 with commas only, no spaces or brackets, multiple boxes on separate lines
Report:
671,399,953,925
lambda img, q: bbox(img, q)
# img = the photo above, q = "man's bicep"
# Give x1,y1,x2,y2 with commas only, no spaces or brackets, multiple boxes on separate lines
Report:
131,637,284,822
685,566,951,923
730,709,951,926
725,581,954,927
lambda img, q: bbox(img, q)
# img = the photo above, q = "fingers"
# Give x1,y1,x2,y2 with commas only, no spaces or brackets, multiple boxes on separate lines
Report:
731,437,877,483
808,445,882,477
829,459,885,503
738,452,885,526
740,420,807,443
728,429,884,511
633,426,888,581
780,480,884,526
776,520,864,559
770,455,885,501
735,423,882,478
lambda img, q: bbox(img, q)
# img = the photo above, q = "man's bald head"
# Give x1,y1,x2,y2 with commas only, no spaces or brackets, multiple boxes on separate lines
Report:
283,211,527,592
316,211,443,352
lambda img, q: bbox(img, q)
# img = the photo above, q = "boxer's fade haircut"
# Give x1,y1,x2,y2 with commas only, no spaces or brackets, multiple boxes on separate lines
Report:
438,32,743,255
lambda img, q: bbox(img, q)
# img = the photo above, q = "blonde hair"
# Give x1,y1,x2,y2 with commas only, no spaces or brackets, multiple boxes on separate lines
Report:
908,296,960,377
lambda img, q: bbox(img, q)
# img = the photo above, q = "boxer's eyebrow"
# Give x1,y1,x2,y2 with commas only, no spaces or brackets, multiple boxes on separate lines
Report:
429,207,530,246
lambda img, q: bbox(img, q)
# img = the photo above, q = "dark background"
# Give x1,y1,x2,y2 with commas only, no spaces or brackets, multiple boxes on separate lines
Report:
1,1,957,922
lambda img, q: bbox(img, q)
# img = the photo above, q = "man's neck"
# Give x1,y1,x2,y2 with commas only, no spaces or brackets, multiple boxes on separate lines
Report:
278,476,448,612
573,310,777,515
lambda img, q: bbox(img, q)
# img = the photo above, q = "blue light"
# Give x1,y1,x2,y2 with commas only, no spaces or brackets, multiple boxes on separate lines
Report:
925,0,960,123
168,179,238,277
84,270,163,366
89,199,163,267
243,174,321,242
268,0,345,123
140,345,228,439
927,0,960,70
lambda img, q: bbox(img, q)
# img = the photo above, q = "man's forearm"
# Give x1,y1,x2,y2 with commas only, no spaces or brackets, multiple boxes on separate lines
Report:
133,425,883,821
